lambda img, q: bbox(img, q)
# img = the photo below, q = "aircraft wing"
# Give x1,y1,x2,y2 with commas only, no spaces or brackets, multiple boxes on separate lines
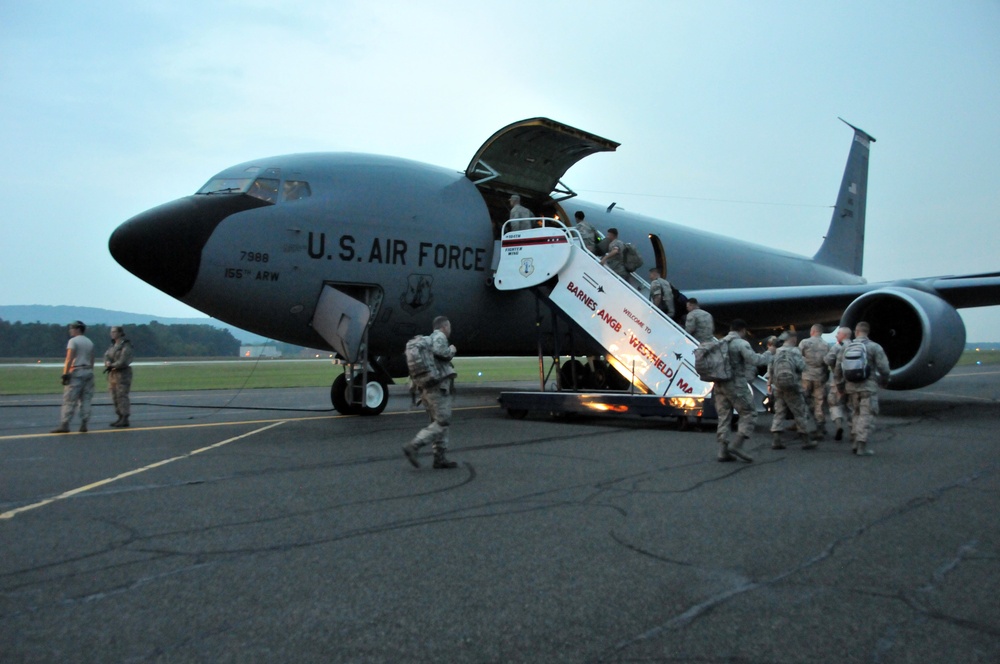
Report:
687,272,1000,331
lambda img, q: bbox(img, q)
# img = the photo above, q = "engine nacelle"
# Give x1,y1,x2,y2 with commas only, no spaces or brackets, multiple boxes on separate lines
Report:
840,286,965,390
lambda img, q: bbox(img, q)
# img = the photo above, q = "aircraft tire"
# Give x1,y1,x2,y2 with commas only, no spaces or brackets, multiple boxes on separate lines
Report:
331,373,361,415
359,376,389,416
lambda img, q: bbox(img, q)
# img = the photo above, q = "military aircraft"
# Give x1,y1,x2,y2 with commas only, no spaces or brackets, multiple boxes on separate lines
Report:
109,117,1000,415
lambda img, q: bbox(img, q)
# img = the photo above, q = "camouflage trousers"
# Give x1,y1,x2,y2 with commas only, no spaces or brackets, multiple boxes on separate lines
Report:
801,376,828,424
108,368,133,418
412,381,453,454
828,382,850,423
770,385,817,435
713,381,755,444
847,391,879,444
60,370,94,426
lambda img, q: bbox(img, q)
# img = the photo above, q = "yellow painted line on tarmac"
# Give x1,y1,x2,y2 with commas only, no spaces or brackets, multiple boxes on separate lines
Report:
0,404,496,443
0,421,287,521
943,369,1000,378
0,416,335,442
0,404,498,520
915,391,996,403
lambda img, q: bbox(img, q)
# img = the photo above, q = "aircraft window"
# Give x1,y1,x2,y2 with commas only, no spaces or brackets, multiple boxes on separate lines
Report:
247,177,280,204
196,177,253,195
283,180,312,202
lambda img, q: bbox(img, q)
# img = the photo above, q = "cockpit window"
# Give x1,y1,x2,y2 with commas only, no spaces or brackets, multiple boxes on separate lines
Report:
195,174,310,204
196,177,253,195
247,178,280,204
283,180,312,202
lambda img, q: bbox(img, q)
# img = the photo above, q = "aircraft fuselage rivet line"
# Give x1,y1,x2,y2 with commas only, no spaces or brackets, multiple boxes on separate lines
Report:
0,421,286,521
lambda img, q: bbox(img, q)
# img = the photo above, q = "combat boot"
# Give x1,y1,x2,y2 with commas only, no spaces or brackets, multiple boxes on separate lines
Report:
110,415,124,428
717,441,735,462
856,441,874,456
728,433,753,463
833,418,844,442
118,416,129,428
402,442,420,468
800,430,818,450
432,453,458,469
79,421,88,433
771,432,785,450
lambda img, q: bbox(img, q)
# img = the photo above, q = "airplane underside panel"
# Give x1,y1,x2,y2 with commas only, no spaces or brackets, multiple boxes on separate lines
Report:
310,284,382,364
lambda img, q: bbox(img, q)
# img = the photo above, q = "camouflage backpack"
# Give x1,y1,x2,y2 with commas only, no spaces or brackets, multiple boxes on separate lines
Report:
405,335,438,388
771,350,799,389
622,242,644,272
693,338,732,382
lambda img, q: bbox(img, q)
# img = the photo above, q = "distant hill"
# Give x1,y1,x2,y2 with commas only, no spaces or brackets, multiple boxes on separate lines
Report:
0,305,268,344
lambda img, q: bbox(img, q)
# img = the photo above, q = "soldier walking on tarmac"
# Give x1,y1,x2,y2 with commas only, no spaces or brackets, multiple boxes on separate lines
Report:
834,321,891,456
770,330,823,450
403,316,459,469
712,319,769,463
799,323,831,434
824,325,853,441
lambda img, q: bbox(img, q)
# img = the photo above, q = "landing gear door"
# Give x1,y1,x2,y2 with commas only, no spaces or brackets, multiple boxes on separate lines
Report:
311,284,382,364
466,117,620,200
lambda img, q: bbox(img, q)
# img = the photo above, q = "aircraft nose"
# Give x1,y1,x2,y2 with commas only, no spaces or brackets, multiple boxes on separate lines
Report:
109,194,269,299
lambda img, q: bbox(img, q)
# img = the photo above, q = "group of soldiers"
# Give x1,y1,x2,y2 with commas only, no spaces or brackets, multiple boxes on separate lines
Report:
689,309,891,463
501,195,896,466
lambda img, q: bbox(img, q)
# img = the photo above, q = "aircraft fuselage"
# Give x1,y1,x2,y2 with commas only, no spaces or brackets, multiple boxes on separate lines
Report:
110,152,864,359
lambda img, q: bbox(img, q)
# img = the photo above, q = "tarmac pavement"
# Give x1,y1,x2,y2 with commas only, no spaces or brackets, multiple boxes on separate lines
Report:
1,367,998,662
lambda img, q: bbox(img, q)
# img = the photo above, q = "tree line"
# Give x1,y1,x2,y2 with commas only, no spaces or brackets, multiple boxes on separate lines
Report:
0,319,241,358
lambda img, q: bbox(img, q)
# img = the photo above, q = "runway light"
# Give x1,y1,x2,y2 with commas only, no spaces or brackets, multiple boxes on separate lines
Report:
477,371,482,376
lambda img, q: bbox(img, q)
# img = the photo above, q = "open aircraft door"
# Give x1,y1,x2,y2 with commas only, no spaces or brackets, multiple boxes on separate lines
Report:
466,116,620,200
466,117,620,268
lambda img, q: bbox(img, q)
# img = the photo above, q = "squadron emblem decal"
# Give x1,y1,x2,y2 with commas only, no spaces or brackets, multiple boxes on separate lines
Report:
401,273,434,314
519,257,535,278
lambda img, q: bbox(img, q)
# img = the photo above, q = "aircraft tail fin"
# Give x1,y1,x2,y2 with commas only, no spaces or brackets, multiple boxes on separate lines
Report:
813,119,876,276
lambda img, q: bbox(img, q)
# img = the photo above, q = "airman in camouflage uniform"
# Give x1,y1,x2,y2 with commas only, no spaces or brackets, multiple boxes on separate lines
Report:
403,316,459,469
103,325,134,428
508,194,534,232
52,321,95,434
684,299,715,343
834,321,891,456
770,331,822,449
712,319,769,463
647,268,675,319
598,228,629,279
824,325,852,441
799,324,831,433
572,210,598,254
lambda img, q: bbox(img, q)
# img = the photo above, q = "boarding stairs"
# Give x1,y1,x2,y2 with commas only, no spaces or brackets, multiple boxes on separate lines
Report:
494,219,713,404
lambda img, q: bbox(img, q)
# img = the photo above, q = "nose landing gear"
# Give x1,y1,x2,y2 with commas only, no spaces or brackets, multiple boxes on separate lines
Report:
331,368,390,416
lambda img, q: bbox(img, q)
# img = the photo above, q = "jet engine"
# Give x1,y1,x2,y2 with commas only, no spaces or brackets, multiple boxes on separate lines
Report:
840,285,966,390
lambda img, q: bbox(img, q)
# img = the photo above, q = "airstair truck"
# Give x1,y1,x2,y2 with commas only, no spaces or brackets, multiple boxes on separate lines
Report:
493,219,714,420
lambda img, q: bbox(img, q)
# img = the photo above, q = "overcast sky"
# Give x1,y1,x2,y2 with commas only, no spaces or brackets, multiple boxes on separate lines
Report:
2,1,998,340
